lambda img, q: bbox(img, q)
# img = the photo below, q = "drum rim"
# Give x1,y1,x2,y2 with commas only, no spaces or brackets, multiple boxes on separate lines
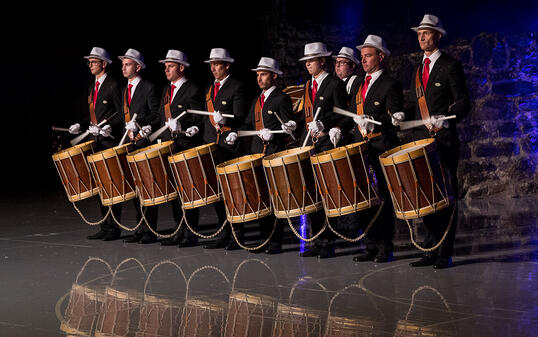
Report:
104,286,143,301
273,202,322,218
394,198,453,219
67,187,100,202
227,208,273,223
276,303,321,319
262,146,314,167
216,153,265,173
101,191,137,206
185,298,227,311
52,140,95,161
324,198,381,217
182,193,221,209
229,290,278,306
168,142,217,163
139,192,179,206
378,138,436,165
87,143,131,163
310,141,368,164
126,141,174,162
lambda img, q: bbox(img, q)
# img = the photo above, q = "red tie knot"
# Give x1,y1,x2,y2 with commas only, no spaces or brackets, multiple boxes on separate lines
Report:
424,58,431,66
365,75,372,85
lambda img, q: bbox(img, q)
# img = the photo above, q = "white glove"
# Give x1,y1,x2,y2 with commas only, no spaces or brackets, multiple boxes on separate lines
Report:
138,125,152,138
281,121,297,134
88,125,100,136
353,115,375,132
225,132,238,145
329,127,341,146
431,115,449,129
391,112,405,126
185,126,199,137
125,120,139,133
259,128,273,141
213,110,226,124
99,124,112,137
68,123,80,134
166,118,181,133
308,120,324,134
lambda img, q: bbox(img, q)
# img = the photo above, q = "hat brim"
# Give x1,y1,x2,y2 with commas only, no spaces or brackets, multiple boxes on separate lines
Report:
332,54,360,65
118,56,146,70
251,67,283,75
411,25,447,36
204,58,235,64
356,44,391,56
159,59,190,67
84,55,112,64
299,52,332,61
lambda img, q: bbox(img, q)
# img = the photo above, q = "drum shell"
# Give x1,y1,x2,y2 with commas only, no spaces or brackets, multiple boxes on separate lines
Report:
127,141,178,206
217,154,272,223
179,299,226,337
272,303,323,337
379,138,454,219
168,143,221,209
52,140,99,202
60,283,106,336
87,143,136,206
225,291,277,337
136,294,183,337
310,141,380,217
262,147,322,218
95,287,142,337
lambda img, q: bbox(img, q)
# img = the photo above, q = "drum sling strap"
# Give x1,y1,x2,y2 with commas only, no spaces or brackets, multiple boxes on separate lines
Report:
206,85,231,144
254,98,268,154
355,84,381,140
415,68,441,133
303,80,314,124
88,90,97,125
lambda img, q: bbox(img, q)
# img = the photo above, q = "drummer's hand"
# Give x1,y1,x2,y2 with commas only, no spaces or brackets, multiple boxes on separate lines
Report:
391,112,405,126
165,118,181,133
213,110,226,125
225,132,238,145
430,115,449,129
308,120,324,134
185,126,199,137
138,125,152,138
329,127,341,146
259,128,273,141
125,120,139,132
68,123,81,134
353,115,375,132
99,124,113,137
88,125,100,136
281,120,297,134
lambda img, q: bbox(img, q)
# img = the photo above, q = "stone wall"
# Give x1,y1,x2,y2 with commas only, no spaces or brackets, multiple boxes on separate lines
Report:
267,21,538,199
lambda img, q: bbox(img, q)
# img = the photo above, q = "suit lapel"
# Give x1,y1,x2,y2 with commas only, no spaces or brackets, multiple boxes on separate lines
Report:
172,80,189,105
364,72,384,106
314,75,330,105
131,79,145,108
426,54,445,92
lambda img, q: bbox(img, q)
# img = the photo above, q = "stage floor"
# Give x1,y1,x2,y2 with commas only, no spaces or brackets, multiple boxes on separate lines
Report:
0,190,536,336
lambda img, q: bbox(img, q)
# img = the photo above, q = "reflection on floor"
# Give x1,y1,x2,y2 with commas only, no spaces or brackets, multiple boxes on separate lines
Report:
0,192,536,336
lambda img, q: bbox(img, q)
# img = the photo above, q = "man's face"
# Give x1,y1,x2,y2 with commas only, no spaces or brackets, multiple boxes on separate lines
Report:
256,71,276,90
210,61,230,81
88,58,105,76
164,62,183,82
305,57,324,76
334,57,355,80
417,29,441,52
360,47,384,74
122,58,141,80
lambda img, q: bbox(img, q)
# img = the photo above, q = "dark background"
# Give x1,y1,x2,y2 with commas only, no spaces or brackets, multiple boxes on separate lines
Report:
2,0,536,196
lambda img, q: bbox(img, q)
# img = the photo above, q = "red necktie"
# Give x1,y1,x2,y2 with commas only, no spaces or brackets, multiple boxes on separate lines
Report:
128,83,133,106
213,81,220,101
93,81,100,107
422,58,431,90
361,75,372,102
312,79,318,102
260,93,265,109
170,84,176,104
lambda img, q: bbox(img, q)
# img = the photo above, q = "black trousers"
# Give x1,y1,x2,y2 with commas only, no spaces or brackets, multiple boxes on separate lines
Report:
170,199,200,239
99,203,122,232
132,198,158,234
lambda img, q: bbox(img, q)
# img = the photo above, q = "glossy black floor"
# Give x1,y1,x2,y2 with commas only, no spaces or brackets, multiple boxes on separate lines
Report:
1,189,536,337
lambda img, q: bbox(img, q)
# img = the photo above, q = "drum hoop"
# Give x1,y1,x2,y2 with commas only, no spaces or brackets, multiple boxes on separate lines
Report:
168,142,217,163
276,303,321,319
310,141,367,164
52,140,95,161
262,146,314,167
229,291,277,307
216,153,265,174
87,143,131,163
379,138,436,165
126,141,174,162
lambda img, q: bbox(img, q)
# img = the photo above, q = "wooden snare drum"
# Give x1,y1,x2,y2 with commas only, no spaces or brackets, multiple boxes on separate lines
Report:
168,143,221,209
94,287,142,337
225,291,277,337
60,283,105,336
262,146,322,218
126,141,178,206
272,303,323,337
216,154,272,223
52,140,99,202
310,141,380,217
179,298,227,337
87,143,136,206
137,294,182,337
379,138,454,220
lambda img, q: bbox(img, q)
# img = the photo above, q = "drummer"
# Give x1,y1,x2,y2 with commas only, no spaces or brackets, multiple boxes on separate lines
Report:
333,46,361,100
341,35,404,263
69,47,123,241
201,48,250,251
406,15,470,269
225,57,294,254
117,48,161,244
155,49,205,248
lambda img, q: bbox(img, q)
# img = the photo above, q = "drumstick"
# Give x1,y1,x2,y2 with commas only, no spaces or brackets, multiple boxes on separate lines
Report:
148,111,188,142
283,88,304,95
301,107,322,148
333,106,382,125
399,115,456,130
118,113,138,146
70,111,119,146
186,109,234,119
52,126,71,133
237,130,285,137
268,110,297,140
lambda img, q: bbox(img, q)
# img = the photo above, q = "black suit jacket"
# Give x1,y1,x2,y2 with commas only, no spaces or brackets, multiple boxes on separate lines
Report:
123,78,161,148
202,76,250,158
159,80,204,150
343,75,360,106
344,71,403,153
241,89,294,155
407,53,471,148
297,73,348,151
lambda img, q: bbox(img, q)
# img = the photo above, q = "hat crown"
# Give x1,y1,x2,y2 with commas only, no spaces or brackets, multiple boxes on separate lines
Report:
125,48,144,63
258,57,279,69
357,34,390,56
165,49,187,62
209,48,231,60
420,14,443,28
89,47,109,58
337,46,356,58
304,42,329,56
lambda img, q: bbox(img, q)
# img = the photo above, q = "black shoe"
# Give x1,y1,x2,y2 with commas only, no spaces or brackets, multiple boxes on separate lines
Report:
178,237,198,248
318,247,335,259
139,233,157,244
353,250,377,262
410,254,437,267
264,243,282,255
102,230,121,241
300,246,320,257
225,240,241,251
433,257,452,269
124,232,143,243
87,230,107,240
160,233,184,246
204,240,227,249
373,251,393,263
